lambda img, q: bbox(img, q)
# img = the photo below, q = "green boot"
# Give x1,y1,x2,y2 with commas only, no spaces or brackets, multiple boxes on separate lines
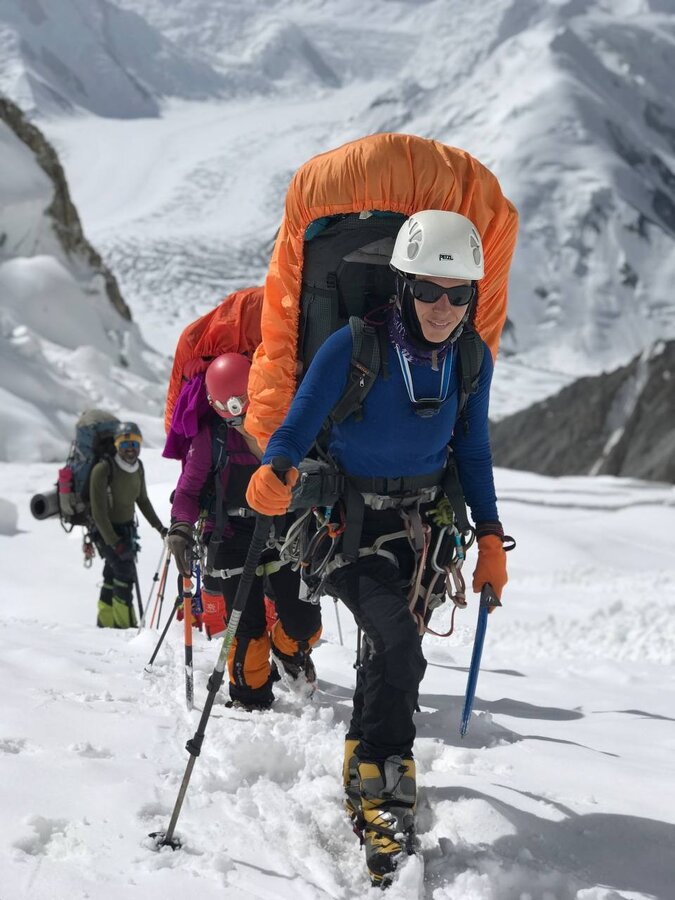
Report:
97,581,114,628
357,756,416,887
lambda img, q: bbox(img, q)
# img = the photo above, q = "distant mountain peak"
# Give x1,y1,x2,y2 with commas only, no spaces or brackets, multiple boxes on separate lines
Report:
0,0,226,118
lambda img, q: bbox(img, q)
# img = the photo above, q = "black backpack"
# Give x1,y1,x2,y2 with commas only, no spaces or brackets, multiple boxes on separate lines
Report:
299,212,485,429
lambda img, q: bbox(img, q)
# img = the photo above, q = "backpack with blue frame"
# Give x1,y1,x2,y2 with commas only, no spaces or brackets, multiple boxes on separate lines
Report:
56,409,120,531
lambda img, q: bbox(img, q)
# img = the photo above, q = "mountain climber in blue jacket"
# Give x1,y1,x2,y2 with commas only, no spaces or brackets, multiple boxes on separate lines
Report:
246,210,510,884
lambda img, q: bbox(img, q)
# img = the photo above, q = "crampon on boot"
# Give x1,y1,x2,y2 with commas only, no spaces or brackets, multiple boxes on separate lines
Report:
271,644,317,685
224,696,273,712
356,756,417,887
270,627,319,695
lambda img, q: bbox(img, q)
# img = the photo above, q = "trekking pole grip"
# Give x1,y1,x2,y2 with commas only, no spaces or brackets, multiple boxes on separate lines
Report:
270,455,293,484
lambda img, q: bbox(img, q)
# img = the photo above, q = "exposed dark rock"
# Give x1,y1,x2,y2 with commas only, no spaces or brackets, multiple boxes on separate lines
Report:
0,94,130,321
491,341,675,483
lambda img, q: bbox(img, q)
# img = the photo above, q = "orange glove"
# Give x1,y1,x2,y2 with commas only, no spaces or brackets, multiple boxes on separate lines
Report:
472,534,508,601
246,464,299,516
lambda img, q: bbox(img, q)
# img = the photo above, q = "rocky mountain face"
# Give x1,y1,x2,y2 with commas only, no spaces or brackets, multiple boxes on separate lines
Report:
0,94,165,461
491,340,675,483
0,95,129,321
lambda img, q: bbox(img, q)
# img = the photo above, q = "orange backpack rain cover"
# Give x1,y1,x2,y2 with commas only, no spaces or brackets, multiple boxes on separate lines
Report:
164,285,263,433
246,133,519,449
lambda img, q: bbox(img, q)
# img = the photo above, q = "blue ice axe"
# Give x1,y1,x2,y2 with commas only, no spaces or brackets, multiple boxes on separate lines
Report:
460,584,501,737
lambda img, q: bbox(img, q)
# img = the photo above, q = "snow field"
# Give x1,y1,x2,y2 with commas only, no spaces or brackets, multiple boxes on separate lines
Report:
1,456,674,898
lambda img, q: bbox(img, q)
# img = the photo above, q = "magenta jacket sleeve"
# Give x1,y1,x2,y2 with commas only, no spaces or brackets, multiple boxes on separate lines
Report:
170,423,213,524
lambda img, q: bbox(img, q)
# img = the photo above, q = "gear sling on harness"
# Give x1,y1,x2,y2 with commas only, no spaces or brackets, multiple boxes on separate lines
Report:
286,450,474,635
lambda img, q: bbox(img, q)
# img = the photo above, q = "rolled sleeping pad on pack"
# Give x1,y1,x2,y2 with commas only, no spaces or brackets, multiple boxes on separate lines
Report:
30,489,60,520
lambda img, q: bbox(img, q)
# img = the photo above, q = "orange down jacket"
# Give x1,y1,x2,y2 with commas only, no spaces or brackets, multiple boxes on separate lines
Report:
164,285,263,433
248,133,518,449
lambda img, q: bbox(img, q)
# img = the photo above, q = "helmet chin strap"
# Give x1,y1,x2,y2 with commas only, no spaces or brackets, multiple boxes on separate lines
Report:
446,304,473,345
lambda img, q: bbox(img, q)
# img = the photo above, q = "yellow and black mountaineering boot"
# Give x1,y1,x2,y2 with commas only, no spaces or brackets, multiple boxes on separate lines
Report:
342,739,361,825
357,756,416,887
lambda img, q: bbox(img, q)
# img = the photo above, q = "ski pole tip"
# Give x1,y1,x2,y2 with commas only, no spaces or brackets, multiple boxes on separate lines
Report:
147,830,182,851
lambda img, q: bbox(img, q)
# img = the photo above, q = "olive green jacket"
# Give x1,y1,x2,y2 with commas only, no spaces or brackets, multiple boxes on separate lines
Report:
90,457,163,546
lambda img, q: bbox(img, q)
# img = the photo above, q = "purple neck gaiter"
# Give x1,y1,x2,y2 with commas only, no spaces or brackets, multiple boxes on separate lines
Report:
387,305,453,369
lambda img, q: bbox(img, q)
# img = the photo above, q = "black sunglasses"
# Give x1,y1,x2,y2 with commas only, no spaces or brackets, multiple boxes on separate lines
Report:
401,276,475,306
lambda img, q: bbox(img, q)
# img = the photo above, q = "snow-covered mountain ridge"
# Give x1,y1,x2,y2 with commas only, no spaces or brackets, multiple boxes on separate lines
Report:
103,0,675,371
2,0,674,458
0,95,166,461
0,0,227,118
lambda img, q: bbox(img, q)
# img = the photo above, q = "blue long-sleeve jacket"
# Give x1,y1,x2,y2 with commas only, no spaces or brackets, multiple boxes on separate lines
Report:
263,325,499,524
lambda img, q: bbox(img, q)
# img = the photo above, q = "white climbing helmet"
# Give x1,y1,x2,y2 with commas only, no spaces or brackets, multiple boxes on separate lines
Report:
390,210,484,280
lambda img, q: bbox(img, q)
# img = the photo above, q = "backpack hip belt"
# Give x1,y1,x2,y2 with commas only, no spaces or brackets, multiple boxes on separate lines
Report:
205,557,289,581
346,467,445,496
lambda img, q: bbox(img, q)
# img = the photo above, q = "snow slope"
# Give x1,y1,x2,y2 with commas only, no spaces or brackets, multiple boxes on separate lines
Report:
0,104,167,461
1,456,674,899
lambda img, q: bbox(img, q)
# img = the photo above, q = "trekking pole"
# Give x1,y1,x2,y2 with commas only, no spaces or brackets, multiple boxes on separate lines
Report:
460,584,501,737
334,599,344,646
145,596,181,670
138,540,168,632
133,565,144,624
155,553,173,629
149,512,274,850
182,576,194,711
149,550,172,630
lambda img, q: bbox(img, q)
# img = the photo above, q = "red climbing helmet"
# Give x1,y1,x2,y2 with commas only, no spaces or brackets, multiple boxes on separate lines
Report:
205,353,251,420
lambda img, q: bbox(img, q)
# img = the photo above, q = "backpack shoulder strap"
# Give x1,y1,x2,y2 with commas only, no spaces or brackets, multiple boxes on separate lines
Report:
456,326,485,431
211,420,229,473
330,316,382,425
211,420,230,540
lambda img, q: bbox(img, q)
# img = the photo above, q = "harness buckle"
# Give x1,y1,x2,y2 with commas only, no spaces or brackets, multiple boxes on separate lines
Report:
360,485,439,511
